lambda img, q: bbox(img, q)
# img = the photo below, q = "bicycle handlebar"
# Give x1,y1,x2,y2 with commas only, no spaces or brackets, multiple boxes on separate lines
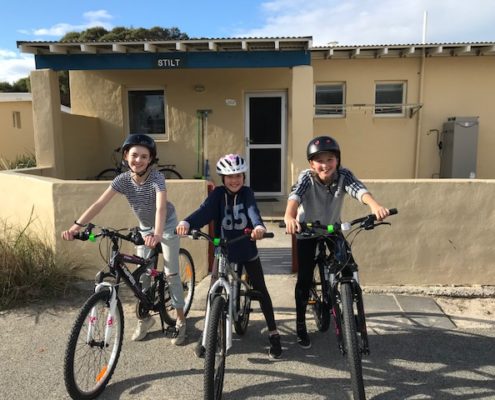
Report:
279,208,398,233
73,224,145,246
181,228,273,246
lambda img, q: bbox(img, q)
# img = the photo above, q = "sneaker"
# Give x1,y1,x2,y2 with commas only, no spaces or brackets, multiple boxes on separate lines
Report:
297,324,312,349
131,317,155,341
268,334,282,359
171,321,187,345
194,335,205,358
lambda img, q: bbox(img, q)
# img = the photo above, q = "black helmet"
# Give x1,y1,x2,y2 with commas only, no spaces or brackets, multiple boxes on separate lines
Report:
306,135,340,164
121,134,157,163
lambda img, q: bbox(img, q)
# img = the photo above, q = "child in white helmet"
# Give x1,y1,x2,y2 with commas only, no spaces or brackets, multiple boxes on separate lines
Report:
176,153,282,359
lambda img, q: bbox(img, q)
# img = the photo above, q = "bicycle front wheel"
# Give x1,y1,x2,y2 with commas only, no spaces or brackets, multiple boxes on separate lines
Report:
159,167,183,179
64,290,124,400
311,263,330,332
95,168,119,180
162,248,196,326
204,295,227,400
340,282,366,400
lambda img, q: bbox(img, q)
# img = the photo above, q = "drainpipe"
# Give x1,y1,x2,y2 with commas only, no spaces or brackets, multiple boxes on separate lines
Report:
413,13,427,178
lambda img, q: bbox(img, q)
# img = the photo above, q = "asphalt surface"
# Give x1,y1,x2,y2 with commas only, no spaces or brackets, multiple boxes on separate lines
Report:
1,224,495,399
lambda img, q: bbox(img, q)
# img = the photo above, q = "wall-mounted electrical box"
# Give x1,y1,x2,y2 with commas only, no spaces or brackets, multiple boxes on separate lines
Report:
439,116,479,178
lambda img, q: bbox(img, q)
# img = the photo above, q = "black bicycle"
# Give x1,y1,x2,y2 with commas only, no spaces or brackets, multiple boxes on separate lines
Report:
63,224,195,400
95,147,183,180
283,208,397,400
183,228,273,400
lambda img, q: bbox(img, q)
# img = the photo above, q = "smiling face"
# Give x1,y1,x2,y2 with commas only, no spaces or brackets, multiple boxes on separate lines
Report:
124,145,152,175
309,151,338,183
223,173,245,193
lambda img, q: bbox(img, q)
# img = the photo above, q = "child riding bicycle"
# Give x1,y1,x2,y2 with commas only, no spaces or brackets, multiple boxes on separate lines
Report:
61,134,187,345
176,153,283,359
283,135,390,349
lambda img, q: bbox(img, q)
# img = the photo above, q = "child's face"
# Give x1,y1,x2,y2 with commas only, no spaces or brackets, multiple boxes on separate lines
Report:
223,173,245,193
125,145,152,174
309,151,338,183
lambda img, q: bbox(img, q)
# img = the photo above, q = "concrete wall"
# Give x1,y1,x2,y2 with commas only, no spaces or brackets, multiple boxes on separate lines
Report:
1,170,494,286
0,99,35,162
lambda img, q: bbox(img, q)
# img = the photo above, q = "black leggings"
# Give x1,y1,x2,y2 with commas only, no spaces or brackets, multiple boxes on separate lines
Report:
211,257,277,332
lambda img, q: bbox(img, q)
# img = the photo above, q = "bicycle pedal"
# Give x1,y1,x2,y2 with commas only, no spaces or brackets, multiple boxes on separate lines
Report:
165,326,179,338
308,300,316,305
245,289,263,301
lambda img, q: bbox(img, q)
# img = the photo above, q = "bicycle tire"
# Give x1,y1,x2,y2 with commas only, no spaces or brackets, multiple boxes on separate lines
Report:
311,263,330,332
204,295,227,400
159,167,183,179
162,248,196,326
341,282,366,400
64,290,124,400
95,168,119,181
233,276,251,335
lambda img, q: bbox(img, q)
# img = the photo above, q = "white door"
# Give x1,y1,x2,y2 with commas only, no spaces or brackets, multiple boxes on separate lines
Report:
245,92,286,196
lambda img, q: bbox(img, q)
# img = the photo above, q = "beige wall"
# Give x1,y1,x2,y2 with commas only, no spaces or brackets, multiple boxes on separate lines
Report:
0,100,35,162
312,55,495,179
1,169,494,286
69,68,293,185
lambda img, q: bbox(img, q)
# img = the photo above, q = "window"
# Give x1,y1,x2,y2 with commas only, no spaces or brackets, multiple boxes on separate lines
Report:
374,82,406,116
12,111,21,129
315,83,345,117
128,89,167,138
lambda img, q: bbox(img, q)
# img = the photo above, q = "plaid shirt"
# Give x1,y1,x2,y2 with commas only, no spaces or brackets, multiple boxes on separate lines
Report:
288,167,369,226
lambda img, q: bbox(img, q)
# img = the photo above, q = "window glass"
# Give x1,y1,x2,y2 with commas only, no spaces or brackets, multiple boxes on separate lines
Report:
315,84,345,116
375,83,405,115
128,90,166,135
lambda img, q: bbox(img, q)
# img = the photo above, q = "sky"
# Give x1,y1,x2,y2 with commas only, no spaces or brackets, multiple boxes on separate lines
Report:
1,0,495,83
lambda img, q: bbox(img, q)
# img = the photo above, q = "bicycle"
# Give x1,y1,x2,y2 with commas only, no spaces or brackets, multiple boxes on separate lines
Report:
282,208,397,400
184,228,273,400
95,146,183,180
63,223,195,400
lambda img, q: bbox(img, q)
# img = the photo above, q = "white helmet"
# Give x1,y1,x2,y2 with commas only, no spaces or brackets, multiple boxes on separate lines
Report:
216,154,248,175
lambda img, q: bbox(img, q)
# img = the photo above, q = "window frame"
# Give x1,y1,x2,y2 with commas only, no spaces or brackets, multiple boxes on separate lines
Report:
125,87,169,141
374,81,406,117
314,82,346,118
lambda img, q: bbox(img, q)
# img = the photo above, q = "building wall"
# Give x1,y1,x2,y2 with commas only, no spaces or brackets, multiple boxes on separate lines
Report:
0,100,35,163
1,170,494,285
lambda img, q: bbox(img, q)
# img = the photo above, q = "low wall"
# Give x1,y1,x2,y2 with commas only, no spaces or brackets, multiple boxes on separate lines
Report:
1,171,494,285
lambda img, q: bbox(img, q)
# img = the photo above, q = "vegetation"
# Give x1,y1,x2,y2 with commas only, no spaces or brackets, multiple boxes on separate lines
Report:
0,152,36,170
0,212,80,309
0,77,30,92
60,26,188,42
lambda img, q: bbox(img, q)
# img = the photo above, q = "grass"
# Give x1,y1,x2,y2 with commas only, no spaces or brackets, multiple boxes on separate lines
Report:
0,213,80,310
0,152,36,170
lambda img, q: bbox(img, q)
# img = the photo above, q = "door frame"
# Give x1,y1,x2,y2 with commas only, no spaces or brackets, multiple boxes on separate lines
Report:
244,91,287,196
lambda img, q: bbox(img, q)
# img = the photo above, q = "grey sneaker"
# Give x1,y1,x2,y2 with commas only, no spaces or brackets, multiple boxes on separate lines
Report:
171,321,187,345
194,335,205,358
131,317,155,341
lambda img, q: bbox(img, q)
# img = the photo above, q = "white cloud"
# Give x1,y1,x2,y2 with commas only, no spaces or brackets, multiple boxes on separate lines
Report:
27,9,114,38
238,0,495,45
0,50,35,83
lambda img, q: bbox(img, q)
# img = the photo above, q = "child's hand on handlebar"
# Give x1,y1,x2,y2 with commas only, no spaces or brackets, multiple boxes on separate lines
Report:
175,221,190,236
61,227,80,241
251,226,266,241
370,204,390,221
144,233,161,248
284,216,300,234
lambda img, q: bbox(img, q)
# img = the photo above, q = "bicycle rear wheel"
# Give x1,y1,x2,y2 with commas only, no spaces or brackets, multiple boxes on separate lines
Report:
159,167,183,179
310,263,330,332
162,248,196,326
64,290,124,399
204,295,227,400
340,282,366,400
95,168,119,180
234,277,251,335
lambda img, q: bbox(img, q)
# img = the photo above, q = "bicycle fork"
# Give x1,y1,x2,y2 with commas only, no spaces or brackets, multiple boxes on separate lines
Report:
203,278,233,352
87,282,118,346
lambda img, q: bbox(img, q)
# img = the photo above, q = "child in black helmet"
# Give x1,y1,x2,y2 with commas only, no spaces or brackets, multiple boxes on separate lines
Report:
283,135,390,349
176,153,282,359
62,134,187,345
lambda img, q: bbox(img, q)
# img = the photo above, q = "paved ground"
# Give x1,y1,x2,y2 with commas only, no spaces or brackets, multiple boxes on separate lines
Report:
1,223,494,399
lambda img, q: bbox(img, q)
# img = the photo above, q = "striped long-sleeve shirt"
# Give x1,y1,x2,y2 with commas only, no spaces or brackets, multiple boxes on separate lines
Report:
288,167,369,226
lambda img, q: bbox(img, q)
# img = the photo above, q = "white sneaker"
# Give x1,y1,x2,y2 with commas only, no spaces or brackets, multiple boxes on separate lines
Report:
131,317,155,341
171,321,187,345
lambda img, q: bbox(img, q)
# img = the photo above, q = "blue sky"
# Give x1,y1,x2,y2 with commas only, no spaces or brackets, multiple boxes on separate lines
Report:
2,0,495,83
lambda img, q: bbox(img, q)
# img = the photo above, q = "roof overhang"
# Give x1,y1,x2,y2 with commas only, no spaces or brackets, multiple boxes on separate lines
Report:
17,37,313,70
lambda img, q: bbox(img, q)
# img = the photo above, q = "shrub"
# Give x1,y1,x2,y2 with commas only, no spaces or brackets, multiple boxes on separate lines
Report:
0,214,79,309
0,153,36,170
